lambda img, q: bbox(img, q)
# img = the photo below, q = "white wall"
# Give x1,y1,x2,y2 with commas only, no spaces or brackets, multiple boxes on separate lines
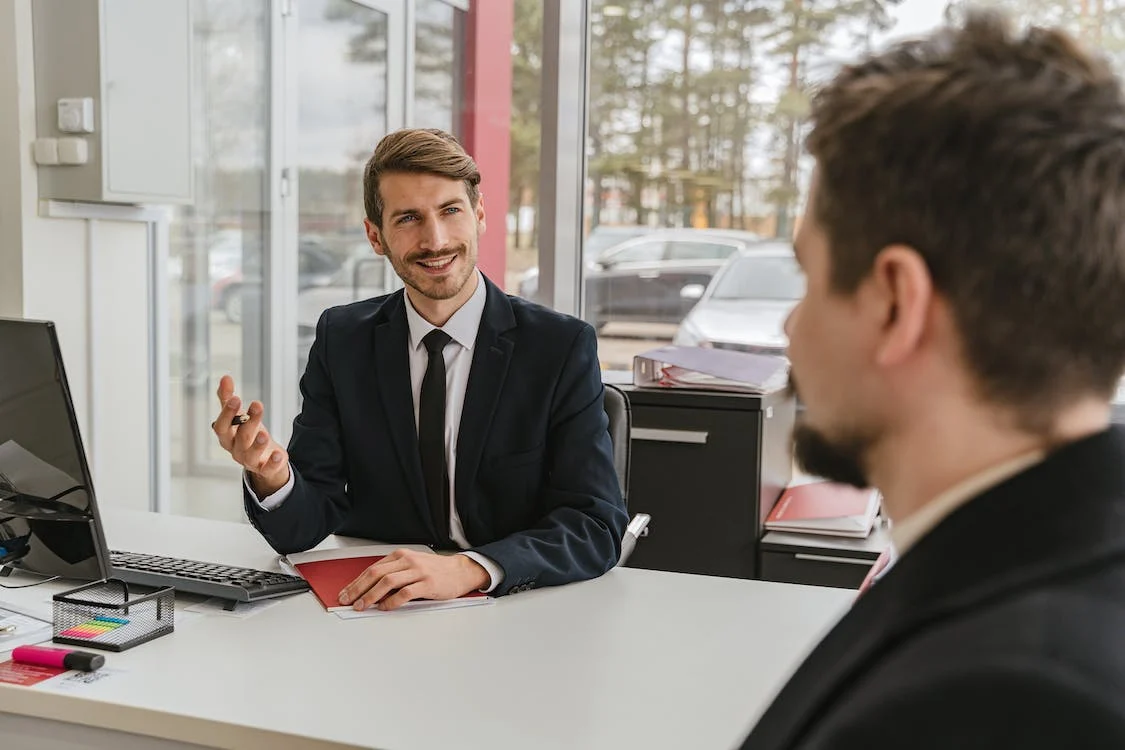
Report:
0,0,153,511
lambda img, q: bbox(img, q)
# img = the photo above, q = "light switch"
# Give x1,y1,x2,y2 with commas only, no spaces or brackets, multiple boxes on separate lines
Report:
57,97,95,133
57,137,89,165
32,138,59,165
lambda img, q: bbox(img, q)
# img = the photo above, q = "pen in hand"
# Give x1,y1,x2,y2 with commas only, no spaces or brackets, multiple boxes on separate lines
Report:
231,414,250,426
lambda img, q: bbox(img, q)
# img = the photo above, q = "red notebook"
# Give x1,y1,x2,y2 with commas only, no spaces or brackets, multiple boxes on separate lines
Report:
765,481,881,538
281,545,491,613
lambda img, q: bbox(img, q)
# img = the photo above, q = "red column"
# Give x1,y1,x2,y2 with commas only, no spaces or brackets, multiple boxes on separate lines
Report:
460,0,514,288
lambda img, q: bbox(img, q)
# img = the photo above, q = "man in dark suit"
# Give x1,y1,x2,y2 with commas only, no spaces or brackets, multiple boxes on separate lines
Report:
741,11,1125,749
212,129,627,610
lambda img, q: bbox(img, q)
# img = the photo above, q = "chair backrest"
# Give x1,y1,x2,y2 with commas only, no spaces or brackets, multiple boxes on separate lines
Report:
603,383,631,503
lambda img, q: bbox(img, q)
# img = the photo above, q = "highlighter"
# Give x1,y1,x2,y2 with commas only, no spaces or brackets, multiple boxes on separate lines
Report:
12,644,104,672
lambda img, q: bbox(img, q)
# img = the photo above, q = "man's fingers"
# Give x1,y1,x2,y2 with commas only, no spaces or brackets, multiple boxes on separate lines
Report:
239,431,276,473
354,570,422,611
211,395,242,450
235,401,266,452
216,375,235,407
255,447,288,475
339,557,411,605
377,583,427,611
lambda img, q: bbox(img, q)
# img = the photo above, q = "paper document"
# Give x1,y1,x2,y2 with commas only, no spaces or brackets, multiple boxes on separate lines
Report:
282,545,493,614
633,345,789,394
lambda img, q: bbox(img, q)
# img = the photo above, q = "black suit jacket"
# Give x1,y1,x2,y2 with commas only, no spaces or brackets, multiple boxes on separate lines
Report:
244,276,628,596
742,426,1125,749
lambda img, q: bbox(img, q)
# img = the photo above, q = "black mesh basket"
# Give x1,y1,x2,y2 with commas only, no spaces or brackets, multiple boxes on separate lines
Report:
52,578,174,652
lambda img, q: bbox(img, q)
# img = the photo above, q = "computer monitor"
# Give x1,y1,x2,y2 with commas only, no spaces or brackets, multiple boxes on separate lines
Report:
0,317,111,581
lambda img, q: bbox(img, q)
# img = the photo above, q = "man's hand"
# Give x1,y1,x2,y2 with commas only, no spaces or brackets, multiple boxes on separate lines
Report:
338,549,489,611
212,374,290,497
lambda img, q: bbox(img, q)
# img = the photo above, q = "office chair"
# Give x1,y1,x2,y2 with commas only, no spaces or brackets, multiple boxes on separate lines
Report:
604,383,650,566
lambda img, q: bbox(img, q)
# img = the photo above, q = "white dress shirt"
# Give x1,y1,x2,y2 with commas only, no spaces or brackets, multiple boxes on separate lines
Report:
246,270,503,592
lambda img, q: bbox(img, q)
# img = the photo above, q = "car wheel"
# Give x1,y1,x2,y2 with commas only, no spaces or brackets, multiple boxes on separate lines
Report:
223,288,243,324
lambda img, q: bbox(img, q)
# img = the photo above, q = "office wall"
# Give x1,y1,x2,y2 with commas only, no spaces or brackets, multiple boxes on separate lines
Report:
0,0,151,511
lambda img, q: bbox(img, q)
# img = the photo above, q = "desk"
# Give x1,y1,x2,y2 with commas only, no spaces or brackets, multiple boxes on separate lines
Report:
0,510,852,750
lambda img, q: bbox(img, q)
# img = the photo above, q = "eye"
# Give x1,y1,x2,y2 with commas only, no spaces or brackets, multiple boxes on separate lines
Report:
443,206,461,215
396,214,417,225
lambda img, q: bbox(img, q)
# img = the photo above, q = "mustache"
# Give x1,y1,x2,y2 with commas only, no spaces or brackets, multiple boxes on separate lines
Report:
409,245,467,263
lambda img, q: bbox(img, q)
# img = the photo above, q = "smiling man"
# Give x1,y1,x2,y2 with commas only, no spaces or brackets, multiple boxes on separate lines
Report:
212,128,627,610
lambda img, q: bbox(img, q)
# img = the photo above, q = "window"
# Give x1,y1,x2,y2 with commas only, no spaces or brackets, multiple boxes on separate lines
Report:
167,0,270,521
710,255,805,302
604,241,665,265
667,241,740,262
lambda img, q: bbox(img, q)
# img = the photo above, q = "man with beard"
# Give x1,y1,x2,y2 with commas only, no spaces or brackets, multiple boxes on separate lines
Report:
741,11,1125,750
212,129,627,610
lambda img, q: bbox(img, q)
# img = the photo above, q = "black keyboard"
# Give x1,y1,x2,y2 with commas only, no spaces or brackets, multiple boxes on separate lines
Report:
109,550,309,608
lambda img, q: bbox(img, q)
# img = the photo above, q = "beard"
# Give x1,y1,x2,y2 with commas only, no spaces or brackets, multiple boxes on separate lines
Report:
787,375,873,489
383,237,477,302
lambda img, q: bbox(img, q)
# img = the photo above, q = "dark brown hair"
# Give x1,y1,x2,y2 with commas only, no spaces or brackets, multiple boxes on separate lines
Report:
807,10,1125,419
363,128,481,228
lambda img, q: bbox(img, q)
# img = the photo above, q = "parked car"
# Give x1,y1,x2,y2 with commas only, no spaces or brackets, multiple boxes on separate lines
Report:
672,242,804,355
516,224,651,300
584,229,763,330
212,240,342,324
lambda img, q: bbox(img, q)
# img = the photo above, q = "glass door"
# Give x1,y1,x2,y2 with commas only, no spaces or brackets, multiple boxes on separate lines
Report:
294,0,405,380
167,0,272,521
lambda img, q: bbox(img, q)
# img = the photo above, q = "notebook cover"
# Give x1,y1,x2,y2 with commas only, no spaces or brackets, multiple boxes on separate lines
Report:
295,556,487,611
767,482,876,523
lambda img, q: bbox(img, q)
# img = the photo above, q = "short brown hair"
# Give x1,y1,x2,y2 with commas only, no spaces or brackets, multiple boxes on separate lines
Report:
362,128,481,228
807,10,1125,420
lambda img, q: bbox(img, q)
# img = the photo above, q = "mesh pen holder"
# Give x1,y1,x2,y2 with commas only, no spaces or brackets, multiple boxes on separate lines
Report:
53,578,174,652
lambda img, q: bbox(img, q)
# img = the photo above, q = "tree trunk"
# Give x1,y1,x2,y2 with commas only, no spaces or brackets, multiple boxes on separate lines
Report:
776,0,803,239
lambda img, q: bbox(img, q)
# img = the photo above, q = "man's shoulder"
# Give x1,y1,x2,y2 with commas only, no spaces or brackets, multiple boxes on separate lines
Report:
318,291,400,331
869,566,1125,696
506,294,592,342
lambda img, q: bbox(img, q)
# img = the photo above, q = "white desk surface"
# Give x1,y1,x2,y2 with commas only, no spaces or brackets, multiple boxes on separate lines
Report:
0,510,852,750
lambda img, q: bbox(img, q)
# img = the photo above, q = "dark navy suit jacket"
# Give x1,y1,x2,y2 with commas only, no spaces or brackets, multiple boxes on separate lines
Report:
741,426,1125,749
244,275,628,596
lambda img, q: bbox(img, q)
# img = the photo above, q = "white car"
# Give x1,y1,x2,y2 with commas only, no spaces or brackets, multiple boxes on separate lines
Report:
672,243,804,355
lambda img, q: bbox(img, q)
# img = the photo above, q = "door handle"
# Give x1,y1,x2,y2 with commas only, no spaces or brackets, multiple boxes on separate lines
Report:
793,553,877,566
632,428,708,444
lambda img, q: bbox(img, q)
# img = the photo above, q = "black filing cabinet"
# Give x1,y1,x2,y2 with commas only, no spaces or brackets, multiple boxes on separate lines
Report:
759,525,890,589
620,386,795,579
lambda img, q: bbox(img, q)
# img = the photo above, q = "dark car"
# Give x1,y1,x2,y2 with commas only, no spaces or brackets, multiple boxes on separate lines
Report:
583,229,762,330
672,243,804,355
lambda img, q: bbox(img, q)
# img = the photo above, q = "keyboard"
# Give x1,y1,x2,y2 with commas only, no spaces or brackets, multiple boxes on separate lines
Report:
109,550,310,608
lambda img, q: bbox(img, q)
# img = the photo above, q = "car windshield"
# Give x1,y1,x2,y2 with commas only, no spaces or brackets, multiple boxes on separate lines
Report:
711,255,805,301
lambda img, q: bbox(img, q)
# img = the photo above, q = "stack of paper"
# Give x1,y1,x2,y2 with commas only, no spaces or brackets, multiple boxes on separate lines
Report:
281,545,493,619
765,482,881,538
633,345,789,394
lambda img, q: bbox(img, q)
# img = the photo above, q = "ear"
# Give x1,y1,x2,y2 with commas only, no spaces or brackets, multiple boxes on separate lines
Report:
866,245,934,368
475,192,487,235
364,218,387,257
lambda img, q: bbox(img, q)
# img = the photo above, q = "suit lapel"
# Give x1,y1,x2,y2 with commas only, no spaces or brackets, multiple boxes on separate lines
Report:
454,278,516,539
745,427,1125,749
371,292,439,540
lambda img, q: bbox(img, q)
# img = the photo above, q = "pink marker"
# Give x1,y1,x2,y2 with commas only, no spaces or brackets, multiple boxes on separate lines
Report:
11,645,104,672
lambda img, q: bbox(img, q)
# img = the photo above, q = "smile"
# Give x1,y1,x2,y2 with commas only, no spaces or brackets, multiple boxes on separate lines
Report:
417,256,455,270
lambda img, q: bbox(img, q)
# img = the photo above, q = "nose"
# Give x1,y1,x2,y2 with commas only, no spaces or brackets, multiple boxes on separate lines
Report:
420,216,449,252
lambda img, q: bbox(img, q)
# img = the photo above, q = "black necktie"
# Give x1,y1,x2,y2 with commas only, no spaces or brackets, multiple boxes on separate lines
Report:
419,329,452,547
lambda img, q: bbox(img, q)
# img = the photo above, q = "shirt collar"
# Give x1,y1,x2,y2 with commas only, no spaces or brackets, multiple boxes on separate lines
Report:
404,269,487,351
889,449,1045,556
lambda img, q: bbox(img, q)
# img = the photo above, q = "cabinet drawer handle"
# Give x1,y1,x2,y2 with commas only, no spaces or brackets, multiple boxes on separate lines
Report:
794,553,876,566
632,428,708,444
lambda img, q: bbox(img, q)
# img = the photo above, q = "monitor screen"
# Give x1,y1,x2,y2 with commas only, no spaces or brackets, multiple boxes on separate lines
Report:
0,318,109,581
